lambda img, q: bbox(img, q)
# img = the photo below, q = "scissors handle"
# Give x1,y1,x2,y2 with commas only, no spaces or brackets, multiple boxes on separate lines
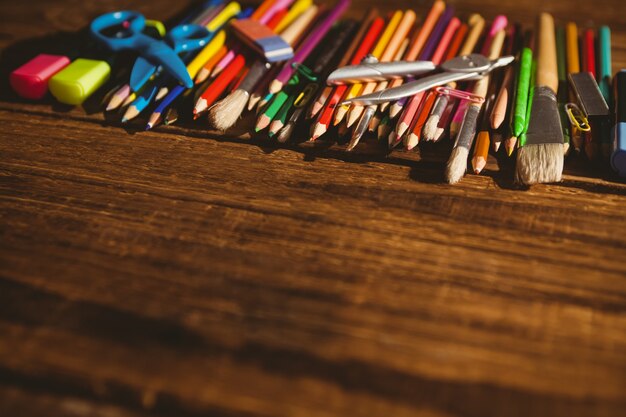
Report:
168,24,212,52
130,24,211,90
90,11,147,51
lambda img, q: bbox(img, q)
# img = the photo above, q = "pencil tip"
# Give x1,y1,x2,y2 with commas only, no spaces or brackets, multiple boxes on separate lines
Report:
269,80,282,94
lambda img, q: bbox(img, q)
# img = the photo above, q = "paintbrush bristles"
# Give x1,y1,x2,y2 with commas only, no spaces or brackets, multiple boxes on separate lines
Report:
515,144,563,184
445,147,469,184
208,89,249,131
422,115,439,141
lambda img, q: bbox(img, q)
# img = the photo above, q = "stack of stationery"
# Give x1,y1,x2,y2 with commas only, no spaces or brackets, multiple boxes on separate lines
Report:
8,0,624,183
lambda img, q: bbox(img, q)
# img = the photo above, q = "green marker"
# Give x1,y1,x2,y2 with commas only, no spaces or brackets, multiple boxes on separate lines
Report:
512,47,533,138
519,59,536,148
598,26,612,103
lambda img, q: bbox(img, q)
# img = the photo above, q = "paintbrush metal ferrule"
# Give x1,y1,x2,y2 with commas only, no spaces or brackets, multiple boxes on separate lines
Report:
454,104,481,151
515,85,564,184
446,104,481,184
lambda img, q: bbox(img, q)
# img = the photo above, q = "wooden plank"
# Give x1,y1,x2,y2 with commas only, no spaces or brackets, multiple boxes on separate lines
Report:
1,0,626,416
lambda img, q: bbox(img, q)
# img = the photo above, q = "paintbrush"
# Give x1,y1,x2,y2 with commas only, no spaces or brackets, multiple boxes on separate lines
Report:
515,13,564,185
445,29,505,184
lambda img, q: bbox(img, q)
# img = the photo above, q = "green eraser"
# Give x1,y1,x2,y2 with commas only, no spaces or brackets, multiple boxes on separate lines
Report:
49,58,110,105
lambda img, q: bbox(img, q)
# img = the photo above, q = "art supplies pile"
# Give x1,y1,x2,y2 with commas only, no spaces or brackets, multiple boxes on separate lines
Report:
9,0,625,185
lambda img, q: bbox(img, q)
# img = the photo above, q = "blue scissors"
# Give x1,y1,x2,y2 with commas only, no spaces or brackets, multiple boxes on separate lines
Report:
90,11,212,89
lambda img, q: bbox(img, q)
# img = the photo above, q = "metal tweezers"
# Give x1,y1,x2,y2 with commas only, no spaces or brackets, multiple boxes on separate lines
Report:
326,54,515,106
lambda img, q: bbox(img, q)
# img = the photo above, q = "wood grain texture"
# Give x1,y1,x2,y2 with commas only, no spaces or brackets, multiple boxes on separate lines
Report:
1,1,626,416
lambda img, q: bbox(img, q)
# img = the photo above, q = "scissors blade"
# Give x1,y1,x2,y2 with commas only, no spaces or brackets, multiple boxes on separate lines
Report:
341,71,481,106
130,57,158,91
130,45,194,90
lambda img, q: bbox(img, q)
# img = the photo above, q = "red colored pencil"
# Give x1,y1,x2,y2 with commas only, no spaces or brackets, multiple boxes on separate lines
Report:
310,16,385,139
444,23,468,61
583,29,596,77
194,54,246,115
266,8,288,30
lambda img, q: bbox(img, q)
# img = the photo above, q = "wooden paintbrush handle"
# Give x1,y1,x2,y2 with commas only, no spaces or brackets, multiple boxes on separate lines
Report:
473,29,506,99
536,13,558,92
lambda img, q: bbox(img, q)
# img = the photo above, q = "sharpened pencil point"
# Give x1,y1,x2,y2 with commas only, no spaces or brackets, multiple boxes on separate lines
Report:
505,137,517,156
406,134,419,151
309,102,324,119
195,69,210,84
122,106,140,123
106,84,130,111
255,115,271,132
389,103,403,119
311,124,327,141
387,131,398,148
269,80,283,94
396,122,409,139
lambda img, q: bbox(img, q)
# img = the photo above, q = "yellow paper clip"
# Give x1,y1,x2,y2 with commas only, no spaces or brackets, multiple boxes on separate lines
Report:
565,103,591,132
294,83,318,107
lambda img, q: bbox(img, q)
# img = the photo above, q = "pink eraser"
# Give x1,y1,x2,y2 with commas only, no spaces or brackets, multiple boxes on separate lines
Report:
10,54,71,99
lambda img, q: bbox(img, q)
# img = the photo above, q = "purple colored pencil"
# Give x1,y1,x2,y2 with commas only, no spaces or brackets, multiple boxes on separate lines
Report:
418,6,455,60
268,0,351,93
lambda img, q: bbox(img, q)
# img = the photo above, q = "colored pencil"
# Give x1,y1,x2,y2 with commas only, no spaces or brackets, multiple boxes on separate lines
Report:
346,10,414,129
268,0,350,94
389,3,451,119
383,0,445,114
423,14,482,142
392,6,456,144
308,8,378,120
311,14,384,139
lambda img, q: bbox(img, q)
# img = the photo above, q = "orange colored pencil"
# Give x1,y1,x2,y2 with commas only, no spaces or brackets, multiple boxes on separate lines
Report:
384,1,446,106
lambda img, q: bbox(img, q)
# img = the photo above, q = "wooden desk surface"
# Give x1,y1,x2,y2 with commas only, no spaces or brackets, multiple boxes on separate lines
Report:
1,1,626,416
